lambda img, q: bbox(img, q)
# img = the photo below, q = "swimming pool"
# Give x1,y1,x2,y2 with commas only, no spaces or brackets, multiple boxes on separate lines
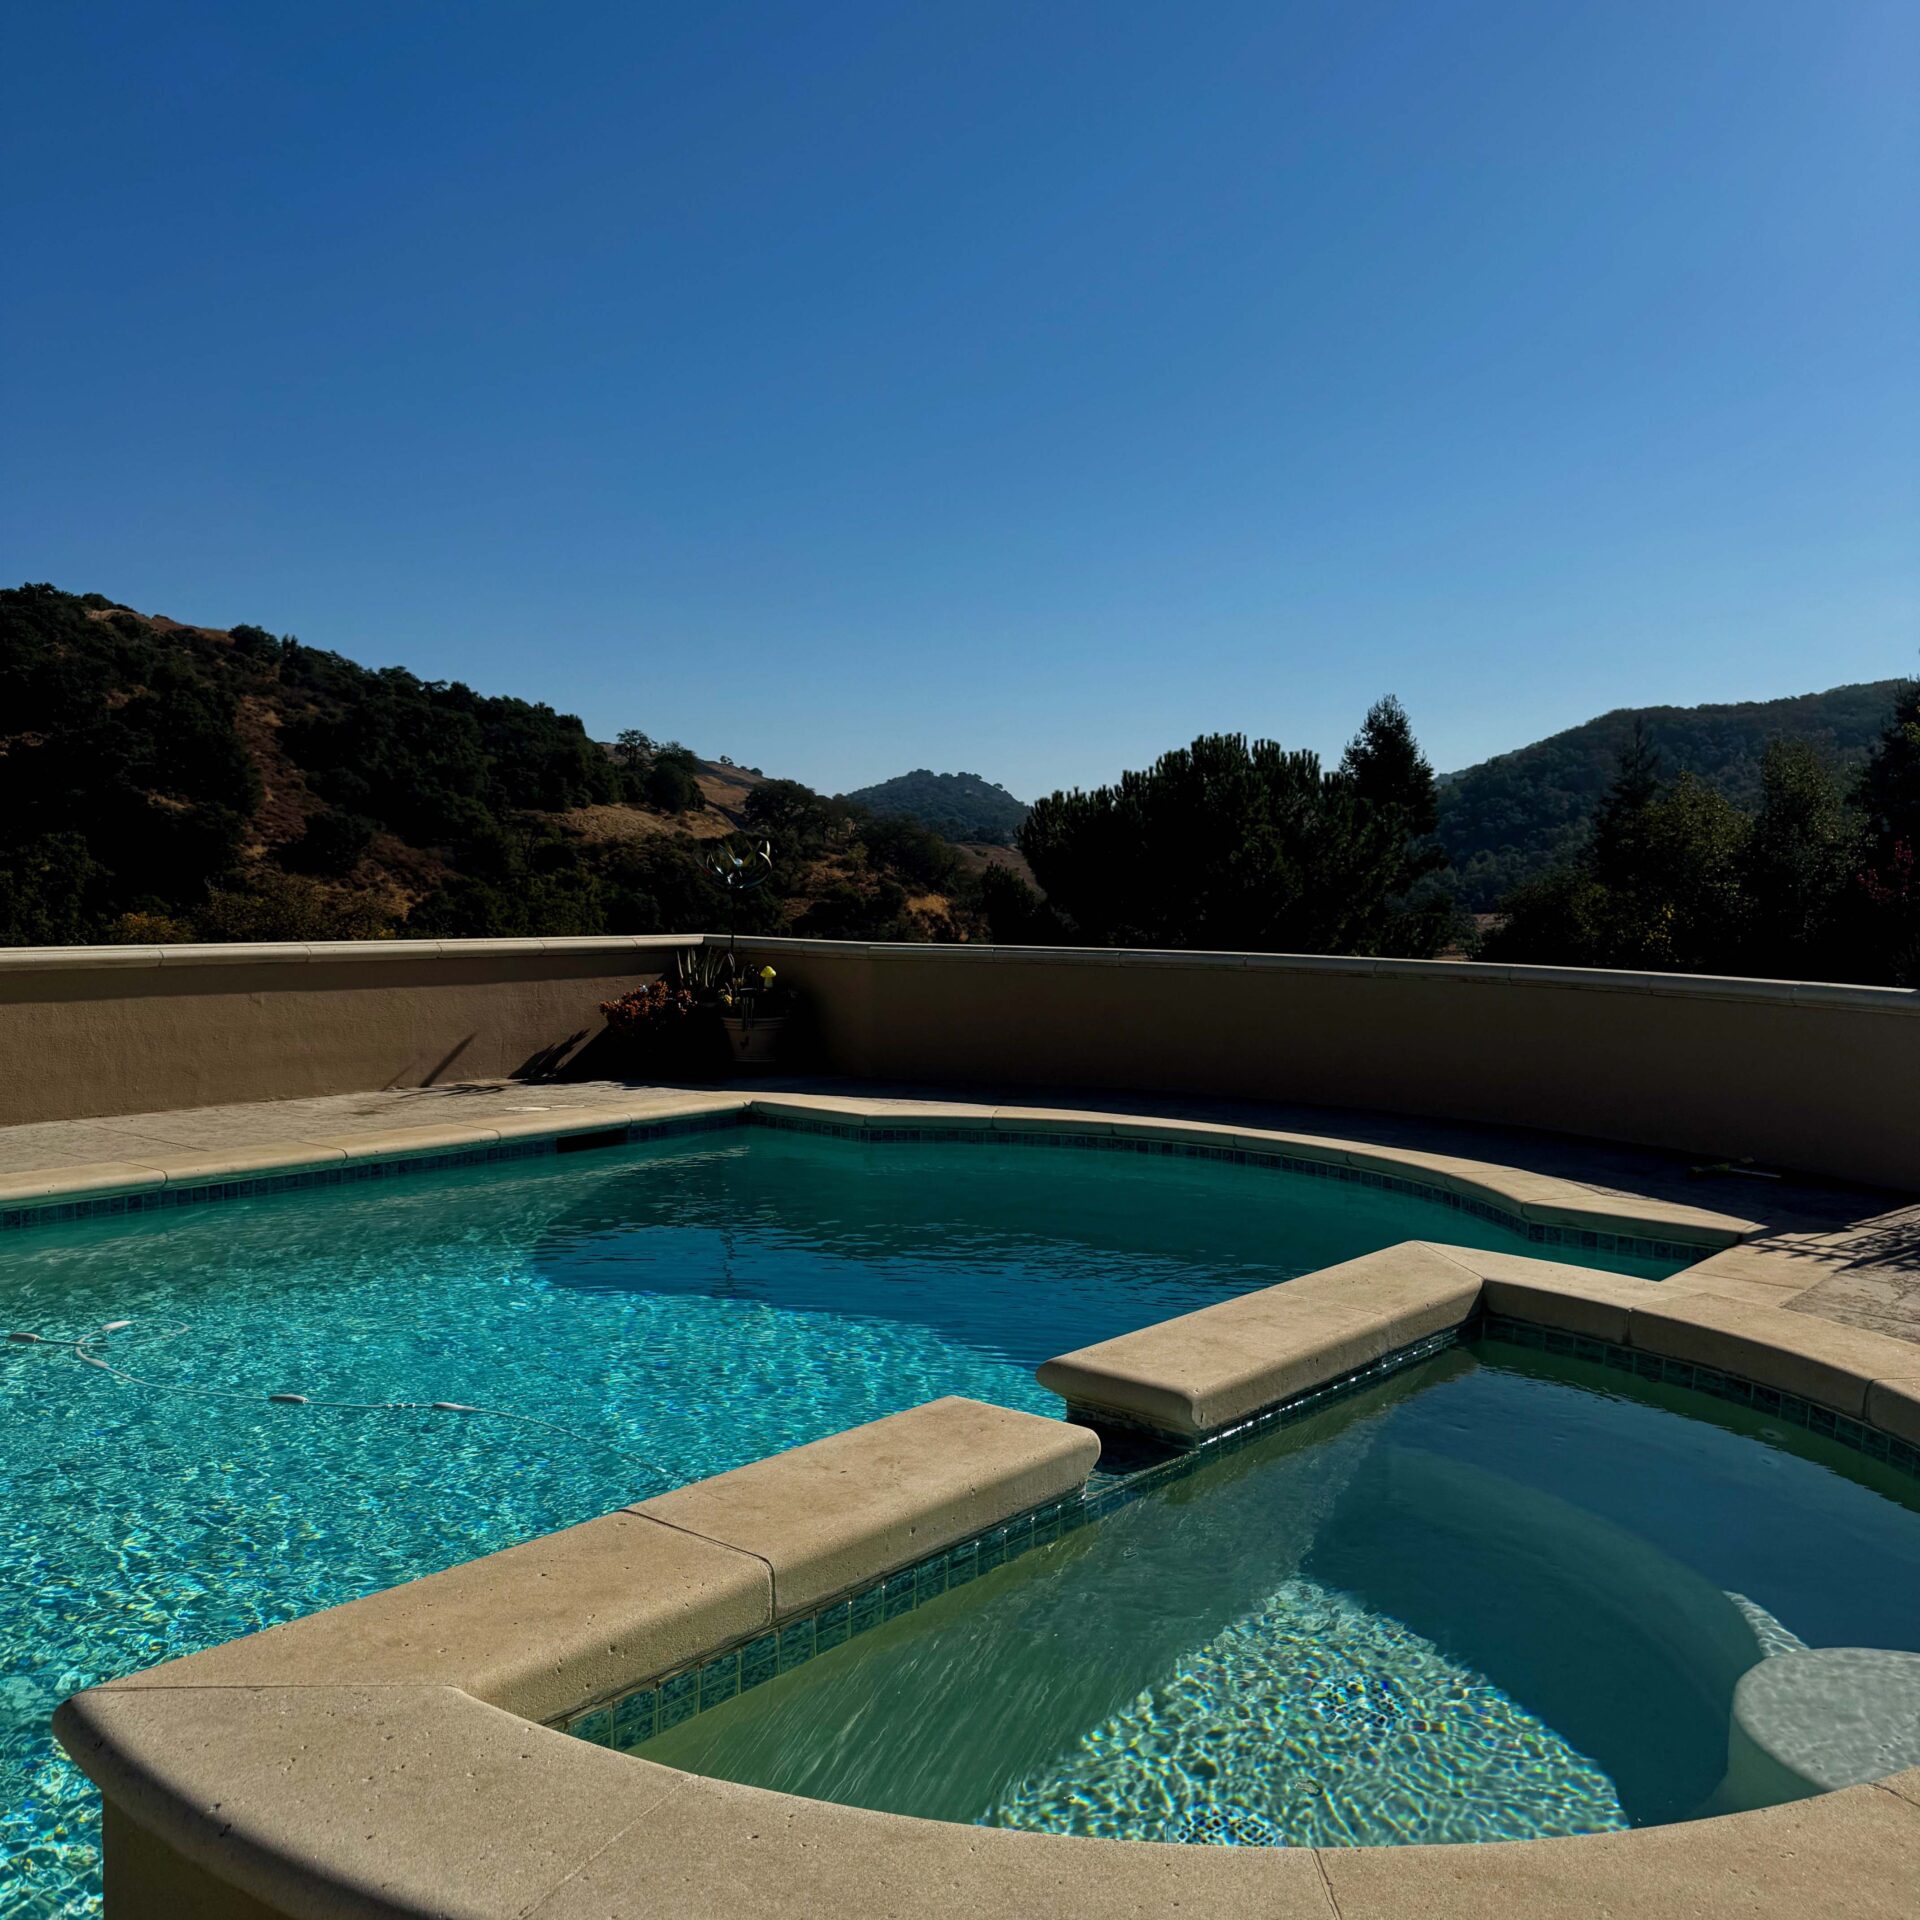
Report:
640,1335,1920,1846
1,1123,1684,1914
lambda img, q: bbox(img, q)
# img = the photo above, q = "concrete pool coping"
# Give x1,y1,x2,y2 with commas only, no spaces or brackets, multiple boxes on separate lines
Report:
1042,1242,1920,1445
7,1074,1916,1326
0,1082,1760,1253
54,1244,1920,1917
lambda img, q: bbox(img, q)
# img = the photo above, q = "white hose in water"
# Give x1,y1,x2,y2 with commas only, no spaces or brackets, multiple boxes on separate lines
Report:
5,1319,672,1484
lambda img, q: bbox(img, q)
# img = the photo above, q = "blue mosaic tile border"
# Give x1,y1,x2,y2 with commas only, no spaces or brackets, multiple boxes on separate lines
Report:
1072,1323,1470,1488
561,1315,1920,1756
0,1109,744,1230
746,1111,1720,1268
560,1484,1093,1751
562,1324,1465,1755
1479,1314,1920,1480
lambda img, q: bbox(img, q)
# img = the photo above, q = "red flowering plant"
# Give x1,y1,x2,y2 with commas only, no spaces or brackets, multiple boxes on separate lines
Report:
599,950,727,1068
598,974,701,1038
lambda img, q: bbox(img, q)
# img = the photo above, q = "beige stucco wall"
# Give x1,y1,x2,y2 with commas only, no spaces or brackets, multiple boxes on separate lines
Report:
0,938,694,1125
2,935,1916,1189
753,940,1920,1192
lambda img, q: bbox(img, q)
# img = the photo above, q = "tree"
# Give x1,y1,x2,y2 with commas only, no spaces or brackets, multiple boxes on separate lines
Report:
1629,775,1750,971
1855,678,1920,983
1589,719,1664,894
0,833,105,945
1343,696,1438,831
971,863,1069,945
1857,679,1920,852
1021,734,1319,949
599,838,738,935
1740,742,1860,975
642,744,703,814
792,877,912,939
228,624,284,664
854,811,959,891
1485,749,1749,974
1017,705,1452,956
1330,697,1452,954
1436,681,1903,909
742,779,844,857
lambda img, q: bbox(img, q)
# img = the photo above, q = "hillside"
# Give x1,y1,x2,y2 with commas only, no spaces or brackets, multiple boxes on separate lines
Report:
0,585,992,946
841,769,1028,845
11,581,1906,955
1438,681,1906,907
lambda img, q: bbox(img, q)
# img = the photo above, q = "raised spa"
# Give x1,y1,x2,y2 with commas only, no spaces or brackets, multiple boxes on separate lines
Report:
636,1335,1920,1847
1,1122,1692,1912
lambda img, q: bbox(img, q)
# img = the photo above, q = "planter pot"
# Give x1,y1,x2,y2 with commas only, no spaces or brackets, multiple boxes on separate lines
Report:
721,1015,787,1068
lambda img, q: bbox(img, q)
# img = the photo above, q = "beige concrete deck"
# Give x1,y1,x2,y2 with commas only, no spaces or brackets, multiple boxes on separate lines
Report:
4,1073,1916,1345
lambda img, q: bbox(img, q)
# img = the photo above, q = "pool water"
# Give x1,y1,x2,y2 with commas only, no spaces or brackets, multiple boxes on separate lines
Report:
642,1340,1920,1847
0,1126,1676,1915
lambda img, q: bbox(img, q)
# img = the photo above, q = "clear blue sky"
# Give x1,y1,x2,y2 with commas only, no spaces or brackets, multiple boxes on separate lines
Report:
4,2,1914,797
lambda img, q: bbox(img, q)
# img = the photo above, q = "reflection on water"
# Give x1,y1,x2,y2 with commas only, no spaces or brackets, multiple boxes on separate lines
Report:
646,1342,1920,1846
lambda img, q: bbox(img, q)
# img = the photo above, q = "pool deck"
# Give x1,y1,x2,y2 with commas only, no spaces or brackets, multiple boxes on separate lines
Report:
3,1072,1916,1344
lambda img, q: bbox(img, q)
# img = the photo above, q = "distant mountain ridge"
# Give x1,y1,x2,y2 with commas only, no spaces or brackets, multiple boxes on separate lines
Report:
1437,680,1907,908
841,768,1029,846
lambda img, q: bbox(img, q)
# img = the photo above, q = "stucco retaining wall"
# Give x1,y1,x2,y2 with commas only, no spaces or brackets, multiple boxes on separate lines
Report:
2,935,1917,1187
0,937,698,1125
752,939,1920,1190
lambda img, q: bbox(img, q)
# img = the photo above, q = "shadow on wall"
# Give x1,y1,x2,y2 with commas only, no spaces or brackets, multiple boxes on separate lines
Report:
387,1029,595,1089
515,1030,591,1080
400,1035,475,1088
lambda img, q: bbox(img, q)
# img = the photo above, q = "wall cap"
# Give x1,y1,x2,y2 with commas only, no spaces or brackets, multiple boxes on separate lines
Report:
0,933,1912,1016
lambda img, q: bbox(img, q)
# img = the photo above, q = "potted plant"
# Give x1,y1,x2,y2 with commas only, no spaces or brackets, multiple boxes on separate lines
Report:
718,961,794,1067
599,948,798,1074
601,836,799,1073
698,834,796,1068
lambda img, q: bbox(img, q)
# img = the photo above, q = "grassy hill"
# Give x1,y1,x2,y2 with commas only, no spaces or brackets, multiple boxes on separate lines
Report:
11,580,1904,947
1439,681,1907,908
0,584,989,945
841,769,1028,845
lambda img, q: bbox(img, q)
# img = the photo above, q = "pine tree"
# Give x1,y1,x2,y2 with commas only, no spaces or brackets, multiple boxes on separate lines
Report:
1017,703,1452,956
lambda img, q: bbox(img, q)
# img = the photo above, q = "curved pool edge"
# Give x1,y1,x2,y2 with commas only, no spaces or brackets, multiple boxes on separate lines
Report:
54,1245,1920,1918
52,1683,1920,1920
0,1086,1754,1268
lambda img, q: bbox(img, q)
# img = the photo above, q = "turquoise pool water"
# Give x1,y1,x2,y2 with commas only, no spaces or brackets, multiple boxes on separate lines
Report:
645,1339,1920,1847
0,1125,1677,1915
